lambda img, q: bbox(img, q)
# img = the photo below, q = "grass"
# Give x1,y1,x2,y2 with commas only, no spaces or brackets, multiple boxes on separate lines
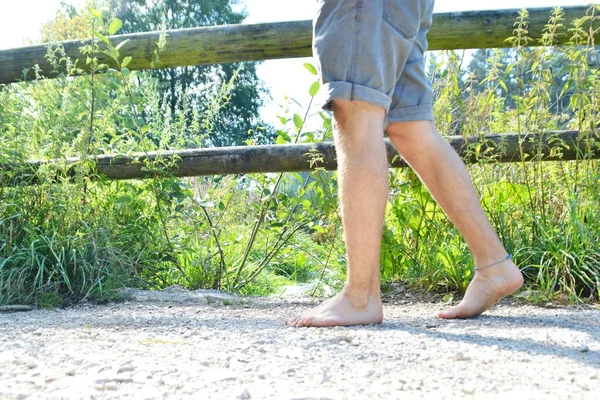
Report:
0,5,598,306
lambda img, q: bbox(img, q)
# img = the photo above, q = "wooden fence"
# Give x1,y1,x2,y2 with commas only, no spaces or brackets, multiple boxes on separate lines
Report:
0,6,596,84
0,6,598,184
2,131,597,186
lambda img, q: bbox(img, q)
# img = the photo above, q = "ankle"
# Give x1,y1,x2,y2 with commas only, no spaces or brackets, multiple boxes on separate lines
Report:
472,250,510,269
341,285,380,308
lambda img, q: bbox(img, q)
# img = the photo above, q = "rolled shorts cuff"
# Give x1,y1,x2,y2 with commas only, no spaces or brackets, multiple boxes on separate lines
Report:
387,104,434,122
322,81,392,112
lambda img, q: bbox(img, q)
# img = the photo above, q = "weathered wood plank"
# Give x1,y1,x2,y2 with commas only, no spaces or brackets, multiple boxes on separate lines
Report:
0,6,594,85
2,132,598,185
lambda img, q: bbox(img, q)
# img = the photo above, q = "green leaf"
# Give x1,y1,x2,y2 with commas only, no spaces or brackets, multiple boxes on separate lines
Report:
293,114,303,129
121,68,130,77
302,199,312,211
93,31,110,45
303,63,318,75
121,56,132,68
297,252,306,266
276,135,289,145
108,18,123,35
309,81,321,97
116,196,131,204
276,130,291,142
102,49,119,64
89,8,103,19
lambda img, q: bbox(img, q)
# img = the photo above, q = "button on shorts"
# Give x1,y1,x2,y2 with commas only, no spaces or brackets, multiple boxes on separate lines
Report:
313,0,435,122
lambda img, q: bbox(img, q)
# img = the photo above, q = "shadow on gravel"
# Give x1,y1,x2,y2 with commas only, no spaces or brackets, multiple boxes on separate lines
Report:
381,317,600,369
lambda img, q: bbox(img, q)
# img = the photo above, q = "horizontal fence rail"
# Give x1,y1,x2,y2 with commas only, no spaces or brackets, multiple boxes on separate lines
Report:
0,6,595,84
3,132,598,186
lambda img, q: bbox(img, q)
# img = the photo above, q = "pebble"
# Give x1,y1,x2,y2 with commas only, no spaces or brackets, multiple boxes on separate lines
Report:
95,384,119,391
461,387,475,395
579,344,589,353
321,370,329,384
453,353,472,362
118,366,135,374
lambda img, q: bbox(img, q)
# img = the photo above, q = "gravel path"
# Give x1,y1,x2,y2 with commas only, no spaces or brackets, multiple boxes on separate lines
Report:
1,288,599,399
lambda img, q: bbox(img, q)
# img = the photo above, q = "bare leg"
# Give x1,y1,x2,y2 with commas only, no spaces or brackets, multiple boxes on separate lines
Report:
386,121,524,319
286,100,386,327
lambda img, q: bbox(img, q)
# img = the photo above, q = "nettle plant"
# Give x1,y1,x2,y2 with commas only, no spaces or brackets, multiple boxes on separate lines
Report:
381,7,600,301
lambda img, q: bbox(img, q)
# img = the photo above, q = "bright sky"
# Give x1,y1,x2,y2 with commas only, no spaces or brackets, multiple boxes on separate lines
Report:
0,0,590,127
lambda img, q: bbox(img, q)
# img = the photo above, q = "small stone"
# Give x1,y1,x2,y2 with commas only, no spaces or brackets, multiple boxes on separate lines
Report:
95,384,119,391
65,369,76,376
577,383,590,391
118,366,135,374
453,353,471,362
461,387,475,395
320,370,329,384
425,322,439,329
238,389,251,399
579,344,589,353
183,331,193,339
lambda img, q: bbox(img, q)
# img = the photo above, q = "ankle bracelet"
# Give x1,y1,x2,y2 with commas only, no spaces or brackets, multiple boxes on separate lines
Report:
475,254,512,271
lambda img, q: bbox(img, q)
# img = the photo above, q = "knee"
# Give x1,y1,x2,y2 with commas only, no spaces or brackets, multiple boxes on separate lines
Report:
386,120,437,151
331,100,386,158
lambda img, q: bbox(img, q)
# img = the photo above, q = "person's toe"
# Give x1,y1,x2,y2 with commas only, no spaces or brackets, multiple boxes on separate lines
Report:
297,316,313,327
437,306,461,319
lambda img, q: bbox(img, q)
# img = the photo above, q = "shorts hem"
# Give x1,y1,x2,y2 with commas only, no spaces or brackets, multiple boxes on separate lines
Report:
321,81,392,112
387,104,434,122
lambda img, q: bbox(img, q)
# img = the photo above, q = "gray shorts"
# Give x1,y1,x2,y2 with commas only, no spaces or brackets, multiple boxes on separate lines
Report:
313,0,435,122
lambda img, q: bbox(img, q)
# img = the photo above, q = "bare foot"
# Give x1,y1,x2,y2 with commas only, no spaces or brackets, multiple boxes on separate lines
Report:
286,290,383,328
437,260,524,319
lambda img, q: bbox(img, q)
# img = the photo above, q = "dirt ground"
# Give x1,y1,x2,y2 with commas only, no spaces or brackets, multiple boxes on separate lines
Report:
1,287,599,399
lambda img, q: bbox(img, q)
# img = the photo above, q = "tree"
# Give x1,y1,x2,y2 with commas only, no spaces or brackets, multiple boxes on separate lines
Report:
108,0,272,147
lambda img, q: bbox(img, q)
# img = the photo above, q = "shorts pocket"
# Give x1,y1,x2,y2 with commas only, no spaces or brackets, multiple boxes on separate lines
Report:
382,0,422,39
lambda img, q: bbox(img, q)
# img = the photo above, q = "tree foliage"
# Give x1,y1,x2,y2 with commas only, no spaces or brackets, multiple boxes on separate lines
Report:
107,0,272,146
